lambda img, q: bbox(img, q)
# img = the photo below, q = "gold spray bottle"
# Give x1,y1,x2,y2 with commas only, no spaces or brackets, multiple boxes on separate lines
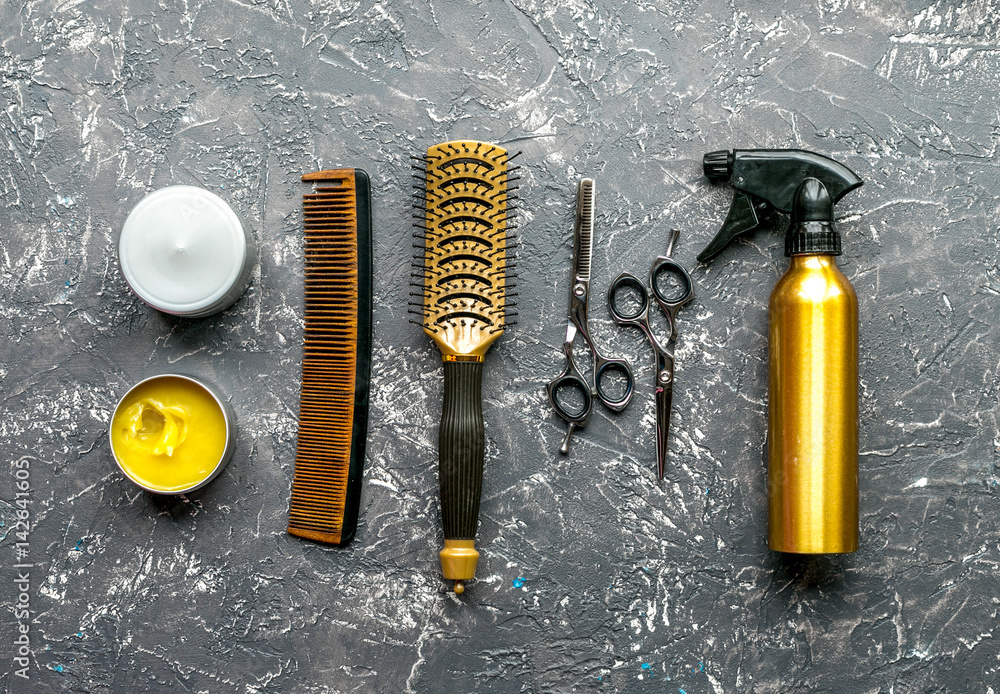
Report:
698,150,864,554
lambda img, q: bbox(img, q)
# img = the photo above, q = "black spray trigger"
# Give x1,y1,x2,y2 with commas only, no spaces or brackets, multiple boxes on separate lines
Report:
697,149,862,263
697,192,774,263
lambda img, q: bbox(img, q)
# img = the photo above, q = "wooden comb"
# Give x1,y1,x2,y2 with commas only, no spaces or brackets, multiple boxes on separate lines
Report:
287,168,372,546
411,140,520,593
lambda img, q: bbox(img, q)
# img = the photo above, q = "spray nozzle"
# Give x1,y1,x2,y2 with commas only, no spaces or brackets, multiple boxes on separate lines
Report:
703,150,734,181
697,149,863,263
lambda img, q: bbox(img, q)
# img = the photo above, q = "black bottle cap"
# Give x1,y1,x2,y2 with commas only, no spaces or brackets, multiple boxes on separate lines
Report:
785,178,841,256
703,150,734,182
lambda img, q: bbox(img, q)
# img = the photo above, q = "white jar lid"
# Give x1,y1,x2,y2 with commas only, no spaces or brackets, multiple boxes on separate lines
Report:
119,186,250,316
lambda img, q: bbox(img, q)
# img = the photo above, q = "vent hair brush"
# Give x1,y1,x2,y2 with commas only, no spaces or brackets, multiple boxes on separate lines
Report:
287,168,372,546
411,140,520,594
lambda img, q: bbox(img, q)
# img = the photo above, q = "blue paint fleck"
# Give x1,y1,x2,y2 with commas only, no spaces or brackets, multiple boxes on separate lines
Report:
77,632,82,637
706,487,710,494
641,663,651,670
53,665,63,673
679,689,686,694
512,577,525,588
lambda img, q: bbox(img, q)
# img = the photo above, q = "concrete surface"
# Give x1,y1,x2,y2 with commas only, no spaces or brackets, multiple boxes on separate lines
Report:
1,0,999,691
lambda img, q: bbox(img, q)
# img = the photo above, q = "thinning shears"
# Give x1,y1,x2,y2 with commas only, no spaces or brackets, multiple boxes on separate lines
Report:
547,179,634,454
607,229,693,479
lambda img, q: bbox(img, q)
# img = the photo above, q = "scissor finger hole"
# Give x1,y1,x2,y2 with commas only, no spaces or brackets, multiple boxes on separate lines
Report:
552,379,590,420
596,362,631,405
653,262,692,305
610,277,647,320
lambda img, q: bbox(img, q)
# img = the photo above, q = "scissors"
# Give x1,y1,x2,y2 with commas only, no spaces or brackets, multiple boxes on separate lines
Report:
547,179,634,454
607,229,694,478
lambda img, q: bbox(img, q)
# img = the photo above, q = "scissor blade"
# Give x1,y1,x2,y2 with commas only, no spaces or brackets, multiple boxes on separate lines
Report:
654,379,674,480
573,178,595,283
563,319,577,345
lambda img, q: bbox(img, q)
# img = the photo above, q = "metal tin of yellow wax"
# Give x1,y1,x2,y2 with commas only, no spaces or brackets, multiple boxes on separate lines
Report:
110,374,235,494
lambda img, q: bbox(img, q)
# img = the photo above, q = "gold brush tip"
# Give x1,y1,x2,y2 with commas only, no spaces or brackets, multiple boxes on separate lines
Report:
454,581,465,595
440,539,478,588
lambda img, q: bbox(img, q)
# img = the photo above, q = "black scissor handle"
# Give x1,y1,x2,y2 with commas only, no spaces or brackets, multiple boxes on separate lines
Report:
607,273,650,324
546,371,593,426
594,355,634,412
649,256,694,311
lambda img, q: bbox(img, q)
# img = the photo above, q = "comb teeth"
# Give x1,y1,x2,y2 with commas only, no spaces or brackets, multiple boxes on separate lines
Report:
412,141,521,352
288,168,372,546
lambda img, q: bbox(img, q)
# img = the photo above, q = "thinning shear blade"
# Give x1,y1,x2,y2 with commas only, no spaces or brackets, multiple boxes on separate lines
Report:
573,179,595,284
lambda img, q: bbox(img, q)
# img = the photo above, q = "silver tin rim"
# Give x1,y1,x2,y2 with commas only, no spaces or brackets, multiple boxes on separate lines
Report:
109,374,236,495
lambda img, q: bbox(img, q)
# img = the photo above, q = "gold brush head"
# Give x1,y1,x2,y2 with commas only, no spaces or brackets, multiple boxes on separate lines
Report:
411,140,519,359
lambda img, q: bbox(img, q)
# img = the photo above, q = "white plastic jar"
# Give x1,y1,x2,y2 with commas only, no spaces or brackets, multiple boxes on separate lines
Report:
118,186,257,317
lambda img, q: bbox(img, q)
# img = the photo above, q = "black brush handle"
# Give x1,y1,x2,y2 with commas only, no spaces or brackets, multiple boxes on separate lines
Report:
439,361,484,540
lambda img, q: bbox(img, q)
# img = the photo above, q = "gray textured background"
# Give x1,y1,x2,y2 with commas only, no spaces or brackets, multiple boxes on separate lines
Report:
2,0,999,692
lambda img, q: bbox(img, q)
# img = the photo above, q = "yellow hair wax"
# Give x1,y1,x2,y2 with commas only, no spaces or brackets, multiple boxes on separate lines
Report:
111,375,230,493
